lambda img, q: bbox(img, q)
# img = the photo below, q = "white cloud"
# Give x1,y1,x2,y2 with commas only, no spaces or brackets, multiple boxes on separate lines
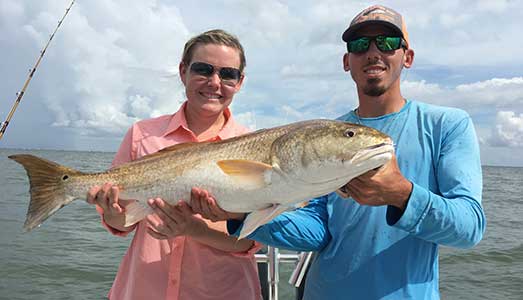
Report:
233,111,257,131
402,77,523,151
392,0,521,66
1,0,189,139
402,80,444,99
403,77,523,113
488,111,523,147
1,0,523,166
129,95,152,119
439,13,473,29
0,0,23,17
476,0,509,13
457,77,523,89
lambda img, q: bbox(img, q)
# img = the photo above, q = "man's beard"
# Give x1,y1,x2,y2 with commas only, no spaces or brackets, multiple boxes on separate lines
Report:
363,78,386,96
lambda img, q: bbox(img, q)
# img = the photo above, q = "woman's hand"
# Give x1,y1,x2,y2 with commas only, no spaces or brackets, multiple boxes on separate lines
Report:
147,195,256,253
146,198,207,240
86,183,135,231
189,187,246,221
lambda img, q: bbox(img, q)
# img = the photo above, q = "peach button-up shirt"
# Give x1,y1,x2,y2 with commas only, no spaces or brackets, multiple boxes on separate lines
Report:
99,102,262,300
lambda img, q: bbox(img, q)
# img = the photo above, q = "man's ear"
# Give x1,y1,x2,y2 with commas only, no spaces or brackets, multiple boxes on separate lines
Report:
343,53,350,72
403,49,414,69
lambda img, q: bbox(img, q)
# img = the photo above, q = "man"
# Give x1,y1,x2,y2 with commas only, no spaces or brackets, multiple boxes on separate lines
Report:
190,5,486,299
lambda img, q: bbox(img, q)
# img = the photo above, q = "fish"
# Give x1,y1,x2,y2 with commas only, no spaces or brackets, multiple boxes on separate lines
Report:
9,119,394,238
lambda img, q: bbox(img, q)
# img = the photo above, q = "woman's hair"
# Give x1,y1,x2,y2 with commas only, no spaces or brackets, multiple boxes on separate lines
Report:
181,29,246,72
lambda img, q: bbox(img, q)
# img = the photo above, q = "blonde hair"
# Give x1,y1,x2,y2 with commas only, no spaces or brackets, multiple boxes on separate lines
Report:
181,29,246,72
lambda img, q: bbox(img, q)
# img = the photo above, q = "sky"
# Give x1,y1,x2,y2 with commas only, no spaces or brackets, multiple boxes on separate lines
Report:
1,0,522,167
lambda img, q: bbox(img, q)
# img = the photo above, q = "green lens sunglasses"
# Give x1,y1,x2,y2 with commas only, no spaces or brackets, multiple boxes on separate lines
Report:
347,36,407,53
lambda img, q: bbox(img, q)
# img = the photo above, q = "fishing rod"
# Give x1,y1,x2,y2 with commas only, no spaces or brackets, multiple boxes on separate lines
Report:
0,0,75,141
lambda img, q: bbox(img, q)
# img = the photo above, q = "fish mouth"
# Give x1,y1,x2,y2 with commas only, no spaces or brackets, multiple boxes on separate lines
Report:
349,142,395,165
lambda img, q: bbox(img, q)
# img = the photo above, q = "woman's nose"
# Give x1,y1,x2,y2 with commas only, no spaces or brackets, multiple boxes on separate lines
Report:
207,72,221,87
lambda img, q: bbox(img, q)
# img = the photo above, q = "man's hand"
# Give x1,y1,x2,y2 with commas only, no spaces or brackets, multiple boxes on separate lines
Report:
189,187,246,221
341,155,412,210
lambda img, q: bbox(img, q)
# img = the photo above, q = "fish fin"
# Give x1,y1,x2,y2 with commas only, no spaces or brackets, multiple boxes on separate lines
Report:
217,160,273,189
238,204,290,239
8,154,84,232
123,201,153,227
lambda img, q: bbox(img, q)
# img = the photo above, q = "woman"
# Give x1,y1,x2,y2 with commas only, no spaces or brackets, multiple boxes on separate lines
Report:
86,29,262,300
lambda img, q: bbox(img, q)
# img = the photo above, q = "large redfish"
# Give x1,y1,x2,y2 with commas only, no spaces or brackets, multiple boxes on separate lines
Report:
9,119,394,238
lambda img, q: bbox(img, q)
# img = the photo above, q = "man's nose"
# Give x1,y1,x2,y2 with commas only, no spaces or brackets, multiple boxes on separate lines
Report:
366,41,381,60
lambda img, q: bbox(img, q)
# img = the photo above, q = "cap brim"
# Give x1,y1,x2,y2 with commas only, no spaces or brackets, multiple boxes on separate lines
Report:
342,20,404,42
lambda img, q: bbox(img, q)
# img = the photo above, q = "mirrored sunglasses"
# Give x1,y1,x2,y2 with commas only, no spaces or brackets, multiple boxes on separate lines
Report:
347,36,407,53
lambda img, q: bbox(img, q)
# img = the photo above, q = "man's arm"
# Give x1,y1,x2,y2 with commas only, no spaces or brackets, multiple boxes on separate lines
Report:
387,115,485,248
190,188,332,252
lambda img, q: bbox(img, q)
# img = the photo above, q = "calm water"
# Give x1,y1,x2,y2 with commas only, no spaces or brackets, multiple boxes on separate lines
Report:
0,148,522,300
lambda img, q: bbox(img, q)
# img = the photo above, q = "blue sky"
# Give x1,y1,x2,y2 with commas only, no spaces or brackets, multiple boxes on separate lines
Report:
1,0,522,166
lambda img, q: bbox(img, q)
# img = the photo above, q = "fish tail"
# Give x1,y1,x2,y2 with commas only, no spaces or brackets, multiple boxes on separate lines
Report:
8,154,84,232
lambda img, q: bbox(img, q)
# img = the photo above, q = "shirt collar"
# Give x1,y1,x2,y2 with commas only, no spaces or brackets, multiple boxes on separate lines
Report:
162,101,238,141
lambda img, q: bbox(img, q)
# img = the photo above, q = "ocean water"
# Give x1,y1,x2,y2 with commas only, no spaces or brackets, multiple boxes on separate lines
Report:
0,148,522,300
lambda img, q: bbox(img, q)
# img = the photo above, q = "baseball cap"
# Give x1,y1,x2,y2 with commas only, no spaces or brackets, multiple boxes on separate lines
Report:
342,5,409,48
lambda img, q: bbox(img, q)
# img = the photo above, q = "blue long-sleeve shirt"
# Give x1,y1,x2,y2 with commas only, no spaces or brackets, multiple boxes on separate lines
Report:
229,100,486,299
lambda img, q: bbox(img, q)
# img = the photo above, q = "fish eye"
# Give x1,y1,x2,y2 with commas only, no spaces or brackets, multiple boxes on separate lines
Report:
345,130,355,138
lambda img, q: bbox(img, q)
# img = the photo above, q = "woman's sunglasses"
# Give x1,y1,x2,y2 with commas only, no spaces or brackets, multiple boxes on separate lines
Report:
347,36,407,54
189,62,242,86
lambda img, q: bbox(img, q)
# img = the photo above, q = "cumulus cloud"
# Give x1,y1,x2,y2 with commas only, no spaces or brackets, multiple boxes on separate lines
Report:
476,0,509,13
1,0,523,165
488,111,523,147
400,77,523,153
402,77,523,112
1,0,188,138
233,111,257,131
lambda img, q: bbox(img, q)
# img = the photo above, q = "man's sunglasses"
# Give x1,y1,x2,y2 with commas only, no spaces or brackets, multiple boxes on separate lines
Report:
189,62,242,86
347,36,407,54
